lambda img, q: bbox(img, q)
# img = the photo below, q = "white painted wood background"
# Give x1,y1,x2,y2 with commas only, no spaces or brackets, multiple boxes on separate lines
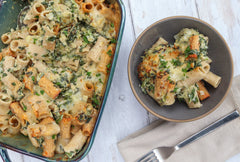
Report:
2,0,240,161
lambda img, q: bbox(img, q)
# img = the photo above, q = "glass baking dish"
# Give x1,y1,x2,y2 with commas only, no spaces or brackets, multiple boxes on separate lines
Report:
0,0,125,161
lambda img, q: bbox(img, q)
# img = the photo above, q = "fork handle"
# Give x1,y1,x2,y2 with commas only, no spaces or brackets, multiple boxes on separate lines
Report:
175,110,239,150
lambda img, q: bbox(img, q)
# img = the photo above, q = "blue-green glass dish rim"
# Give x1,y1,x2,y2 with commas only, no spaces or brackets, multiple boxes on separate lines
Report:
0,0,126,161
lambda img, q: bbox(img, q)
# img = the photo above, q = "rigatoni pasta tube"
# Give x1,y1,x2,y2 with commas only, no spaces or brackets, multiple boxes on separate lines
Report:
59,114,72,139
164,83,176,106
196,81,210,101
2,56,15,71
82,2,94,13
204,71,222,88
10,39,25,52
154,75,169,101
38,75,61,99
23,67,37,93
56,114,72,154
189,35,200,51
8,116,21,135
82,109,98,136
28,22,41,35
39,10,50,23
0,47,15,57
63,129,88,157
97,53,111,74
26,44,48,61
0,92,12,115
1,72,24,100
42,136,56,158
177,62,210,87
0,115,9,134
16,54,30,70
28,95,52,120
1,33,12,44
87,36,109,63
10,102,27,126
23,2,45,25
27,125,41,147
95,3,105,11
28,117,60,137
42,25,56,52
78,78,94,97
39,117,60,136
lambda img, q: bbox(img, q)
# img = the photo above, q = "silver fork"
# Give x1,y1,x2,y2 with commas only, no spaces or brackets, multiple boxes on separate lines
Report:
137,110,240,162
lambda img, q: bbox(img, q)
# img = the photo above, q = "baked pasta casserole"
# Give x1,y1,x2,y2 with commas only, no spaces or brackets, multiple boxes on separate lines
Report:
0,0,120,158
138,28,221,108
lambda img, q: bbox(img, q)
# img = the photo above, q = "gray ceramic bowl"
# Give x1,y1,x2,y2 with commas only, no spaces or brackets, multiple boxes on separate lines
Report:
128,16,233,122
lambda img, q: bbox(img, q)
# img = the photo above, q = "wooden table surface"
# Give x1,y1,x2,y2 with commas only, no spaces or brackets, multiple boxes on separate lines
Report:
2,0,240,161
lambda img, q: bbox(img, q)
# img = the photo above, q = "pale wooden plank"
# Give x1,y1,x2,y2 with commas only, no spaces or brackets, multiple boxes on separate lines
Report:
196,0,240,76
129,0,198,37
86,0,149,161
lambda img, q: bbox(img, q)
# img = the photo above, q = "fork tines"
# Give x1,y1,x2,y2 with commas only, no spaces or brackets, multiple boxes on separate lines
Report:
137,151,159,162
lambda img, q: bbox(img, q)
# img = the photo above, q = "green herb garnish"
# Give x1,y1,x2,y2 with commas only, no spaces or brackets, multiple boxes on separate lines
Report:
31,76,35,81
2,73,7,77
7,110,13,116
106,63,111,69
48,36,56,42
171,59,182,67
83,35,89,44
33,38,37,44
40,90,45,95
22,103,27,111
87,71,91,77
107,50,112,56
52,134,56,139
110,38,117,43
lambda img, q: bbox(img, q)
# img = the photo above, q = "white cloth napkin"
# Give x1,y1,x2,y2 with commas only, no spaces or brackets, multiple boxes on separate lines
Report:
118,75,240,162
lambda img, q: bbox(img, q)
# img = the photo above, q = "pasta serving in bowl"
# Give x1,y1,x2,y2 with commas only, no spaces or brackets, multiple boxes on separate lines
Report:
0,0,125,161
128,16,233,122
138,28,221,108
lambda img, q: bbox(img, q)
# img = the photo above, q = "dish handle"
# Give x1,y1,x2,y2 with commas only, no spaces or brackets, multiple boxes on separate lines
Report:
0,148,11,162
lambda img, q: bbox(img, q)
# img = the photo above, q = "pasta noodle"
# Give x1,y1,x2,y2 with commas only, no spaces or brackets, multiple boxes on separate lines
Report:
0,92,12,115
9,39,25,52
82,109,97,136
63,129,88,158
28,95,52,120
1,33,12,44
38,75,61,99
0,115,9,134
8,116,21,135
28,22,41,35
87,36,109,63
2,56,15,72
82,2,94,13
204,71,222,88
